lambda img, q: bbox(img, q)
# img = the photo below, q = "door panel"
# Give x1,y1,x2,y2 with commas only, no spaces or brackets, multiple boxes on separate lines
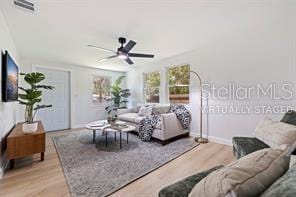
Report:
35,68,70,131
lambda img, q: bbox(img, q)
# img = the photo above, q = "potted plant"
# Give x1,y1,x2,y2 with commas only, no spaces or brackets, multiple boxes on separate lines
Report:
105,76,130,124
18,72,54,133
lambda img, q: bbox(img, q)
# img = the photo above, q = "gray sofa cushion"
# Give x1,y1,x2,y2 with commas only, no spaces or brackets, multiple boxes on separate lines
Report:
158,166,223,197
152,104,170,115
117,113,145,124
281,110,296,126
260,163,296,197
232,137,269,159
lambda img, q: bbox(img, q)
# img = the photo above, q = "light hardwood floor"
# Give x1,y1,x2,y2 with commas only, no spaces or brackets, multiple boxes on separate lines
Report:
0,130,234,197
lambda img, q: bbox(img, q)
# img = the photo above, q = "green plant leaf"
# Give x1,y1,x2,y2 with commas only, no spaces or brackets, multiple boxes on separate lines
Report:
24,72,45,86
34,104,52,110
115,76,126,86
33,85,55,90
18,99,29,105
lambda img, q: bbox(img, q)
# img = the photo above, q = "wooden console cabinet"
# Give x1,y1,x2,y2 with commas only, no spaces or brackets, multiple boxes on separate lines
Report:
7,121,46,168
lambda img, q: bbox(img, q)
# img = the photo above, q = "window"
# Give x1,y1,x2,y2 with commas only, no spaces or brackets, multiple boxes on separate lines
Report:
92,75,111,104
144,72,160,103
168,64,190,104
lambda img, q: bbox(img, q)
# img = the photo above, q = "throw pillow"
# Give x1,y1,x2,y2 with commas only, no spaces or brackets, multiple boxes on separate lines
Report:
131,106,141,113
152,104,170,115
189,145,290,197
138,105,152,117
281,110,296,126
254,117,296,151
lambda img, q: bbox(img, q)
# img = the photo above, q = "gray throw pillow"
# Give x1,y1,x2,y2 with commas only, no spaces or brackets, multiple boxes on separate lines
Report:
152,105,170,115
138,106,152,117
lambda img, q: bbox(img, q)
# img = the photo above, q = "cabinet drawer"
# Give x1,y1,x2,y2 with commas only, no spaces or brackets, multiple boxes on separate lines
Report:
7,133,45,159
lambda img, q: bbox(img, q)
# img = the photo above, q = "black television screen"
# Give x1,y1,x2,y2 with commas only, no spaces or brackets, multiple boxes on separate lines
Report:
2,51,18,102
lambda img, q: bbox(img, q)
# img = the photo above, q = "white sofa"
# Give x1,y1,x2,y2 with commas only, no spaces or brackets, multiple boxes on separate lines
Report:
117,104,189,144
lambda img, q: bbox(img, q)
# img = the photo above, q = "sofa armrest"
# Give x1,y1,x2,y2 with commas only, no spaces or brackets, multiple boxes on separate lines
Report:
117,108,134,115
159,166,223,197
161,113,181,130
160,113,188,140
232,137,269,159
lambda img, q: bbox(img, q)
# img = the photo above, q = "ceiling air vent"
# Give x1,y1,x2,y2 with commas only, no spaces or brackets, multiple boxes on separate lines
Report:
13,0,34,12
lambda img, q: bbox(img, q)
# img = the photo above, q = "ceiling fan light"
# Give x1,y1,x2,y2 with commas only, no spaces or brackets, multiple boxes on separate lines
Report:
118,54,128,60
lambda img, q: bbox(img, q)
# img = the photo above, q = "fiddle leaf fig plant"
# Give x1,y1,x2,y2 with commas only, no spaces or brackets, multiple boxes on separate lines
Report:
105,76,131,115
18,72,54,124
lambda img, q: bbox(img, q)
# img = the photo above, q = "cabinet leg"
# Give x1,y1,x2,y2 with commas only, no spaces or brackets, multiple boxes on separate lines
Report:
10,159,15,169
41,152,44,161
105,131,108,147
120,132,122,149
93,130,96,143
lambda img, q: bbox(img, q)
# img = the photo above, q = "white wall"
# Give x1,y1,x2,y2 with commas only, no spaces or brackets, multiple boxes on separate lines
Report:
19,59,126,128
127,5,296,145
0,10,20,177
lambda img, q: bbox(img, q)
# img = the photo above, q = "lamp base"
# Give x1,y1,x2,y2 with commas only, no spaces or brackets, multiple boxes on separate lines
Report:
195,137,209,144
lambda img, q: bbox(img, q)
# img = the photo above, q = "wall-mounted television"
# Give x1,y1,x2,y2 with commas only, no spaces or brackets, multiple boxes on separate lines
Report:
2,51,18,102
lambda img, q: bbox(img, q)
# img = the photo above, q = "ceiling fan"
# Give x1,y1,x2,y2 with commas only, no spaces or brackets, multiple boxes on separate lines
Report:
88,37,154,65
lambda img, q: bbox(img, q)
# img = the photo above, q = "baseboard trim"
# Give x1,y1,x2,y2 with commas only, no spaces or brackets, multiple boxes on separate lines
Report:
190,132,232,146
71,124,85,129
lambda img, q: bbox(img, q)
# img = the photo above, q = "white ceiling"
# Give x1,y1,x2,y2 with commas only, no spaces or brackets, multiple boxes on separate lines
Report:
0,0,291,72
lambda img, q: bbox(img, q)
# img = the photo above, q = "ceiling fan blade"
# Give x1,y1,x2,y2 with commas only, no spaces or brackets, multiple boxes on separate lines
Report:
88,45,116,53
124,57,134,65
128,53,154,58
98,55,118,62
123,40,136,52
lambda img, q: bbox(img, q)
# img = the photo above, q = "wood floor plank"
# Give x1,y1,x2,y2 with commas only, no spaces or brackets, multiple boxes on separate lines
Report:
0,130,234,197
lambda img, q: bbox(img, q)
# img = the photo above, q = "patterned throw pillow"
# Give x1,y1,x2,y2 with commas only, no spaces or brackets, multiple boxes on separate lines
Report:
138,105,152,117
170,104,191,129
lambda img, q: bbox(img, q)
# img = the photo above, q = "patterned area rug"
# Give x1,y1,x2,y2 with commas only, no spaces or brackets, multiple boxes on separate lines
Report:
52,130,198,197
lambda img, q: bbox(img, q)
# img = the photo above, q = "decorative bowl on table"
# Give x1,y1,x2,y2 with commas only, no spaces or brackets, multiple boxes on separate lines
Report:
107,116,117,126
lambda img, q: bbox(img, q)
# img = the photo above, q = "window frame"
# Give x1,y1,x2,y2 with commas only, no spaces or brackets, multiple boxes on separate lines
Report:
91,75,112,105
143,71,161,104
166,64,190,104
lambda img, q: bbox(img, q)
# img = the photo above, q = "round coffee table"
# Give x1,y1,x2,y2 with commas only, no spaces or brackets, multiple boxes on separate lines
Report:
85,120,136,149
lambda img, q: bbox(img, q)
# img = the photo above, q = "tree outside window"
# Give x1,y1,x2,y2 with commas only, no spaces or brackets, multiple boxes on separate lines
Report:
144,72,160,103
92,76,111,104
168,65,190,104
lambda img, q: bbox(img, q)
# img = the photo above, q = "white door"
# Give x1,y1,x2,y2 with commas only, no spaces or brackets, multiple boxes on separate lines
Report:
35,67,70,131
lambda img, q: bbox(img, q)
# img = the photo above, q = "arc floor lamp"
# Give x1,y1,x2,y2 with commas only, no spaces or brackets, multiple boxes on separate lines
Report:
190,70,208,143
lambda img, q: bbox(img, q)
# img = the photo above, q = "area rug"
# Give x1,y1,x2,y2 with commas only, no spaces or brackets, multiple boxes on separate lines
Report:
52,130,198,197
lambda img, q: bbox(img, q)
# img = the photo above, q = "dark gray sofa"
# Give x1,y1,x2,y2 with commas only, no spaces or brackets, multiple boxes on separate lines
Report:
232,137,269,159
159,110,296,196
159,163,296,197
233,110,296,159
158,166,223,197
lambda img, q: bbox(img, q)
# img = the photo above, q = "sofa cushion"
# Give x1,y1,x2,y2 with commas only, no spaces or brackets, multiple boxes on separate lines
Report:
158,166,223,197
281,110,296,126
117,113,145,124
232,137,269,159
260,163,296,197
189,145,290,197
138,105,153,117
255,117,296,150
152,104,170,115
